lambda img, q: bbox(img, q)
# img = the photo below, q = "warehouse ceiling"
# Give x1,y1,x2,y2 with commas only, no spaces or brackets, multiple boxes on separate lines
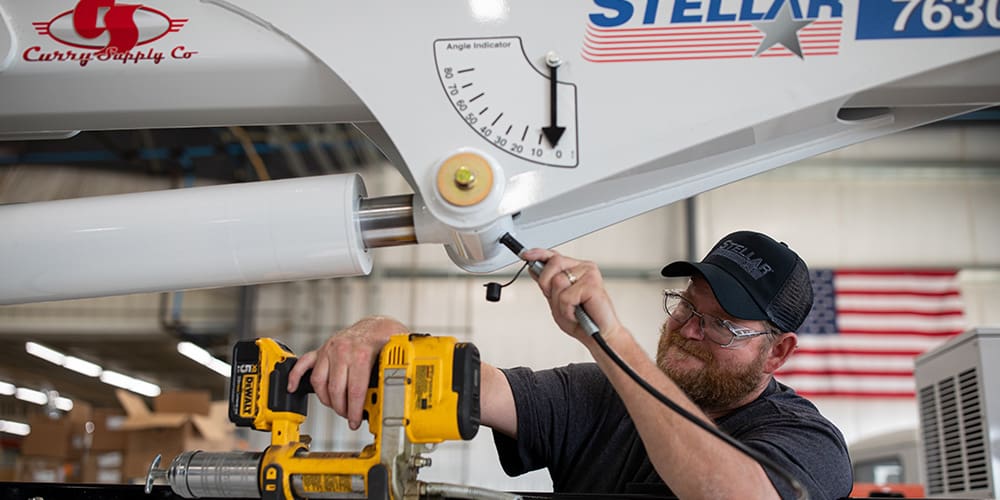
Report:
0,124,387,183
0,333,229,410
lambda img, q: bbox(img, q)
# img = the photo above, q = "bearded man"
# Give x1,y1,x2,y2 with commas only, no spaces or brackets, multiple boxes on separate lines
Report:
289,231,853,500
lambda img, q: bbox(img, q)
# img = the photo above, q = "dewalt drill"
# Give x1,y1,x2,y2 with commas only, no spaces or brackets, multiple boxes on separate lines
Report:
146,334,481,500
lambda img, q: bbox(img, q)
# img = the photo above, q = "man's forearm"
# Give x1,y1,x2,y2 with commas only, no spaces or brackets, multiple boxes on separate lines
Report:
479,361,518,438
585,330,780,500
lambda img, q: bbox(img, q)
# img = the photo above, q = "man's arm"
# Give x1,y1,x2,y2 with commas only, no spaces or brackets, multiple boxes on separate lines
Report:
520,248,781,500
590,327,780,499
481,362,517,437
287,316,518,437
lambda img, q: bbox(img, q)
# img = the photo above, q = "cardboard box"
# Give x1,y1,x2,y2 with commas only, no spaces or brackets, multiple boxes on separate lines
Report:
81,451,123,483
116,390,235,481
21,405,97,460
153,390,211,416
68,400,95,456
20,415,73,459
92,467,122,484
68,400,94,427
90,408,127,452
15,455,77,482
0,446,17,469
94,450,123,469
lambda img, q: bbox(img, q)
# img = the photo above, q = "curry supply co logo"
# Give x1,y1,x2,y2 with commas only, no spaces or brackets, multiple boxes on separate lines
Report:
583,0,843,63
27,0,196,67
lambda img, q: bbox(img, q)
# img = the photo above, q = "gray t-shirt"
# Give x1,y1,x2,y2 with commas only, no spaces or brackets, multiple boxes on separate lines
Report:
493,363,853,499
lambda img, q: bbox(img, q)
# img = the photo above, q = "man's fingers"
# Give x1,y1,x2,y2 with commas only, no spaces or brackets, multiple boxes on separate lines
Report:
521,248,553,263
326,358,350,419
346,351,374,429
288,350,317,392
308,356,332,408
553,275,584,326
290,316,403,428
536,253,567,297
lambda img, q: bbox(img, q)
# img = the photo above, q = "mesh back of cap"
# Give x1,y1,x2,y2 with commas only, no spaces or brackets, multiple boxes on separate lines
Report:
766,258,814,332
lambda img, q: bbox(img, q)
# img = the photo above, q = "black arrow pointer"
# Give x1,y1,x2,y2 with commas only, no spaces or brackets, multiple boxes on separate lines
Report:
542,61,565,147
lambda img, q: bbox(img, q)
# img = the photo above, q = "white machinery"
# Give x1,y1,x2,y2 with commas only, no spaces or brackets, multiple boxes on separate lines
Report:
1,1,999,304
915,328,1000,499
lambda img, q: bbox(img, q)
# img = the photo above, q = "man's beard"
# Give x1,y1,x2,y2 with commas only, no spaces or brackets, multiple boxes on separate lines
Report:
656,324,770,413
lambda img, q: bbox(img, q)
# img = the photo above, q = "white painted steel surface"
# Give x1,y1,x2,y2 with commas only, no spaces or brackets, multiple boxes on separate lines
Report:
0,174,371,304
1,1,999,300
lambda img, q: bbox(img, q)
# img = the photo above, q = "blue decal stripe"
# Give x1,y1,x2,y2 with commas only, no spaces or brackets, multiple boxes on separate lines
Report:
857,0,1000,39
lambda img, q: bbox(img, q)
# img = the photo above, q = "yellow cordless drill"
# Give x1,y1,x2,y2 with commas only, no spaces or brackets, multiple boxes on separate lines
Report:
146,334,480,500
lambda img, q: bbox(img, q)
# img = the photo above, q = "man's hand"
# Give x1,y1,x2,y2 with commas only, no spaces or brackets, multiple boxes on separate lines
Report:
521,248,622,343
287,316,408,430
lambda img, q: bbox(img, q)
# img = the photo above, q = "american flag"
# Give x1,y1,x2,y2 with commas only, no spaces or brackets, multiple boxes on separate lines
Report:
581,20,843,63
775,269,966,398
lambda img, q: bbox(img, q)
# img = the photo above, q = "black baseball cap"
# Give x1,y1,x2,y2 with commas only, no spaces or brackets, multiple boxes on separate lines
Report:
660,231,814,332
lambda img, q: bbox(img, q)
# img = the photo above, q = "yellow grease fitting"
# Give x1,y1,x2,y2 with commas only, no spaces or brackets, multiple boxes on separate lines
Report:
436,152,494,206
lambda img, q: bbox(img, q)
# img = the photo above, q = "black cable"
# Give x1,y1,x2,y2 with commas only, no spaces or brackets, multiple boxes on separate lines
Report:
496,232,808,500
484,261,530,302
591,332,808,500
499,261,530,287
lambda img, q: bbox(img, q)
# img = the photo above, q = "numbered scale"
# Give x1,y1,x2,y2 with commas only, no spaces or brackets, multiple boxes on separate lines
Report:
434,37,579,168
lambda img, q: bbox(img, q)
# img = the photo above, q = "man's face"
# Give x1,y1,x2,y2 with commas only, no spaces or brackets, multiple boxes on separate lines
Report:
655,277,773,413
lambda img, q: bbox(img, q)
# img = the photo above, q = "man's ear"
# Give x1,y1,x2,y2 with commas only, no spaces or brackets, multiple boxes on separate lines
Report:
763,333,797,374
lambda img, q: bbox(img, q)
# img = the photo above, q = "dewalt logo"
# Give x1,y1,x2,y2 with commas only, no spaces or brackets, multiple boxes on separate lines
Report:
239,374,258,418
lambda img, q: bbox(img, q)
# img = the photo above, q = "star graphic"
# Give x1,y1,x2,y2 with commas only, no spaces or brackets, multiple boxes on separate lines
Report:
752,3,814,59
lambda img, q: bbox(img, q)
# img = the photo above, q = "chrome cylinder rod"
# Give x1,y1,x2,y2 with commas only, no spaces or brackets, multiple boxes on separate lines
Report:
358,194,416,249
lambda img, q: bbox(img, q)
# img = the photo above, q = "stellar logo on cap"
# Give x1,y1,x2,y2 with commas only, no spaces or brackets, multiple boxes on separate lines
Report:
712,240,774,280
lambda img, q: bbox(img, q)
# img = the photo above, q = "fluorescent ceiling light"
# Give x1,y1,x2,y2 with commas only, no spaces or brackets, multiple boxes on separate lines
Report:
25,341,65,366
177,341,211,363
54,397,74,411
100,370,161,398
178,342,230,377
15,387,48,406
207,358,230,377
98,370,132,390
0,419,31,436
128,378,161,398
63,356,103,377
0,381,15,396
25,342,105,378
24,342,161,400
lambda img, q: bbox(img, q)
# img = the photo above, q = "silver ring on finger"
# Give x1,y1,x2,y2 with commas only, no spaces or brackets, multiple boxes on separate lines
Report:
563,269,577,285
